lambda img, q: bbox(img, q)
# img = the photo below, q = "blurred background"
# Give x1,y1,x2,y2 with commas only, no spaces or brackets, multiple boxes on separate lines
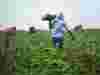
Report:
0,0,100,31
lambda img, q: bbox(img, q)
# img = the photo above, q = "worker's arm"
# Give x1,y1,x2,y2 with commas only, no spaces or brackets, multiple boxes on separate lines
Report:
64,22,75,40
64,22,70,31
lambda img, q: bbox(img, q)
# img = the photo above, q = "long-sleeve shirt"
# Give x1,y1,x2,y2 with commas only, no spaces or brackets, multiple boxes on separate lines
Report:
51,15,65,38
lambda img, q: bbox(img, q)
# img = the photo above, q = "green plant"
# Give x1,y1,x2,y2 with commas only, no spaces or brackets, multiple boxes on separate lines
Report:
16,48,81,75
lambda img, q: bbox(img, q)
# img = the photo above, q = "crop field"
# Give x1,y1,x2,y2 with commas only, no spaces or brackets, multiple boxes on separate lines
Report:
16,30,100,48
16,30,100,75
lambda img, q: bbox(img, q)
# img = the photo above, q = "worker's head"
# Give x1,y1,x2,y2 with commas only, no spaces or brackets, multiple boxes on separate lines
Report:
56,12,64,20
59,12,64,16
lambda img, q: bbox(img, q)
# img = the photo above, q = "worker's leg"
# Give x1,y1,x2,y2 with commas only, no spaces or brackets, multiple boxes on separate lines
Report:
52,37,64,48
52,37,58,48
59,37,64,48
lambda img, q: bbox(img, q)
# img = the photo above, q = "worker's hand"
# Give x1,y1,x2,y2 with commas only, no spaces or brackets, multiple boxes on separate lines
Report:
67,30,75,40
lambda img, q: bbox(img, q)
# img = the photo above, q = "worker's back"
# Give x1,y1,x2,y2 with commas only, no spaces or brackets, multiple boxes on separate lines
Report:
51,15,65,38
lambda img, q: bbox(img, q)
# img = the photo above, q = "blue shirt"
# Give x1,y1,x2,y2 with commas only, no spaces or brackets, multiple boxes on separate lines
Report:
51,15,65,38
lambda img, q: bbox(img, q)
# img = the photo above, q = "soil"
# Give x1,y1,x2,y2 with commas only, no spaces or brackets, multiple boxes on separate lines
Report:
64,48,96,75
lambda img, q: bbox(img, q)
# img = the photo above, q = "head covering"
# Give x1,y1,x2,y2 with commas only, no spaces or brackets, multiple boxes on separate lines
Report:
59,12,64,16
57,12,64,20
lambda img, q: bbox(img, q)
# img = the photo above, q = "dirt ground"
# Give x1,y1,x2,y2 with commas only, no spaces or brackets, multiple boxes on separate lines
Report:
64,48,96,75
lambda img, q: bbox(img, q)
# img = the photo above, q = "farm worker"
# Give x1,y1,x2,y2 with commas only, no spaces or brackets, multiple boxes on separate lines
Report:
51,12,68,48
41,11,74,48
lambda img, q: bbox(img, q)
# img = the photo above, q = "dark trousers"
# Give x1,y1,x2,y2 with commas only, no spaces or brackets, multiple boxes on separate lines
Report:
52,37,64,48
